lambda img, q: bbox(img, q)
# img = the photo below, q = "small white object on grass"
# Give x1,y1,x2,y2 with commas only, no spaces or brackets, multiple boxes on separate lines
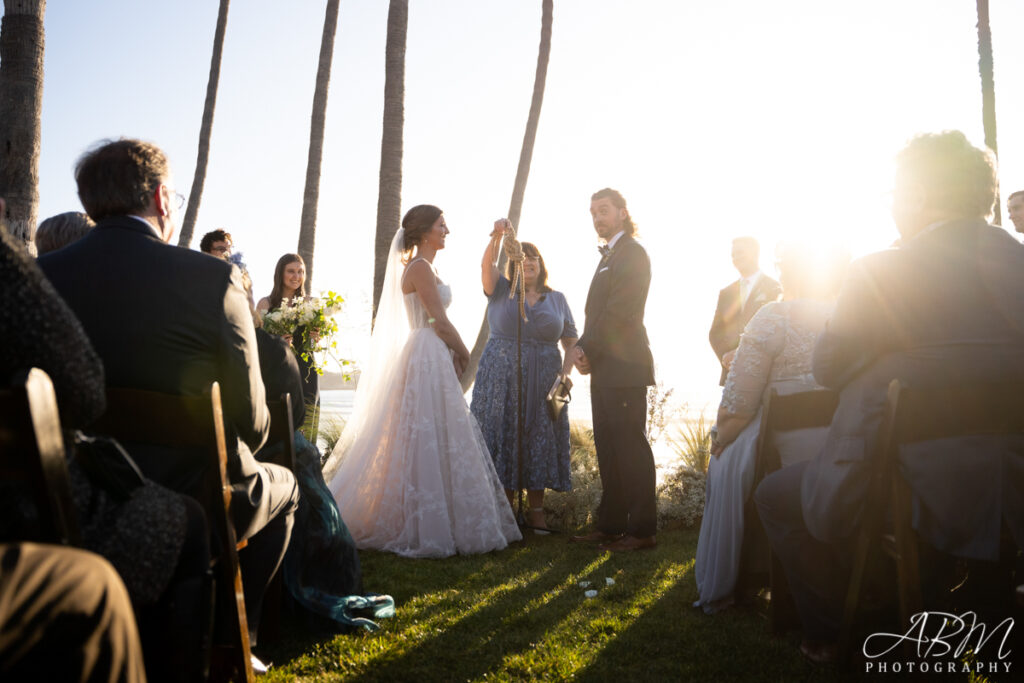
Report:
577,580,591,588
584,589,598,599
605,577,615,586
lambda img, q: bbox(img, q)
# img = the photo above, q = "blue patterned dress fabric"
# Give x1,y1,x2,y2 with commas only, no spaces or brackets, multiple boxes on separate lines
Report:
470,276,577,492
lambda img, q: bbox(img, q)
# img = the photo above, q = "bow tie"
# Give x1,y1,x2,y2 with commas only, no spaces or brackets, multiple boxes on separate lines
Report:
598,244,611,257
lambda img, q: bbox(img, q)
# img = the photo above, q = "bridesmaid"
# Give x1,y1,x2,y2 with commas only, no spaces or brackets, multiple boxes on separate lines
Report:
258,253,319,429
470,220,577,532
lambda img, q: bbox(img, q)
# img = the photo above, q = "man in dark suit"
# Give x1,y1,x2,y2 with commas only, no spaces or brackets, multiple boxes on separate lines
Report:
1007,189,1024,235
755,130,1024,663
708,237,781,385
38,139,298,650
571,188,657,552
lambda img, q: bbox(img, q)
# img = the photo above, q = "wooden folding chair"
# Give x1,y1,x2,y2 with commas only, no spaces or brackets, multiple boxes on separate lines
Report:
0,368,80,546
745,388,839,631
839,379,1024,662
91,383,254,683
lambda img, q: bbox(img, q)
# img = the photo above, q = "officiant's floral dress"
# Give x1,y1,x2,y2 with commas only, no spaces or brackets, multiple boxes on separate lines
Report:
470,276,577,492
694,299,832,613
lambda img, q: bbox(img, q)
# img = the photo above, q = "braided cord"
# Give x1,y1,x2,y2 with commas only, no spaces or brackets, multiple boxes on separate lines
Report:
502,229,529,322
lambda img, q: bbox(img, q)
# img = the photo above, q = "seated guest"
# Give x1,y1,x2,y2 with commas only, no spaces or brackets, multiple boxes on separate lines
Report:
2,204,209,682
34,211,94,256
0,543,146,683
199,228,232,259
1007,190,1024,235
694,245,846,613
755,130,1024,663
37,139,299,656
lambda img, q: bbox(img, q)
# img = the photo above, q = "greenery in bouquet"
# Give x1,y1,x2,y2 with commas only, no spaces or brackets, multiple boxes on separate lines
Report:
261,291,349,377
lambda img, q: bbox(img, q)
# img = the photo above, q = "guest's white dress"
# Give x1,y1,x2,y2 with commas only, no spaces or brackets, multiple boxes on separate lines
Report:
694,300,832,613
325,257,521,558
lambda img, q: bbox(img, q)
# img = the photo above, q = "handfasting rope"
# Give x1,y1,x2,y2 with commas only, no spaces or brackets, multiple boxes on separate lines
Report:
501,227,529,322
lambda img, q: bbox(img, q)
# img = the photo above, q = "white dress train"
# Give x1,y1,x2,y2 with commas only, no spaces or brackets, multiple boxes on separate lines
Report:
326,264,521,558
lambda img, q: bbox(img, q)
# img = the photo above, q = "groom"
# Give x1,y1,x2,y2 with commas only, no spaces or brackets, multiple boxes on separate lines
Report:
572,188,657,552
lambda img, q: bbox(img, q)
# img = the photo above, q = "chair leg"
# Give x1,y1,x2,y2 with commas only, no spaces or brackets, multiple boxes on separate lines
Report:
891,476,922,662
839,526,873,662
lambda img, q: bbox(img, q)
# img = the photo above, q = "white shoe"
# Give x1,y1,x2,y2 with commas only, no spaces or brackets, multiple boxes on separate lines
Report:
250,654,270,675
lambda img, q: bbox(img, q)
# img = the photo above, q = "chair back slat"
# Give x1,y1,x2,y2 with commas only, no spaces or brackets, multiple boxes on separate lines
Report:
0,368,80,546
892,382,1024,445
91,382,254,683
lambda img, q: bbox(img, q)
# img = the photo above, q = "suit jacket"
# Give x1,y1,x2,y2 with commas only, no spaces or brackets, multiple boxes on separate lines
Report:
802,219,1024,560
39,215,270,535
709,273,781,384
578,234,655,388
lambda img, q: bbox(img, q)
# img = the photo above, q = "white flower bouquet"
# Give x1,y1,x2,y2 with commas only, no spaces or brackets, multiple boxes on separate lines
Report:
261,291,347,376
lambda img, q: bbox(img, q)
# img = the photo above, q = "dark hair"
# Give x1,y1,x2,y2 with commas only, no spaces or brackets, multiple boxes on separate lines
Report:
75,138,170,221
506,242,551,293
895,130,996,218
199,229,232,253
591,187,637,236
35,212,94,255
269,253,305,309
1008,190,1024,204
401,205,443,261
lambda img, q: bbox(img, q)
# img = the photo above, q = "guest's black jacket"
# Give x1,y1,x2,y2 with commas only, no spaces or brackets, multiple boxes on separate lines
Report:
578,234,655,387
39,215,270,531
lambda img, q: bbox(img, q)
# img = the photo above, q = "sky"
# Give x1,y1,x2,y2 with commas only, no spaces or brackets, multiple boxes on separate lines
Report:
31,0,1024,414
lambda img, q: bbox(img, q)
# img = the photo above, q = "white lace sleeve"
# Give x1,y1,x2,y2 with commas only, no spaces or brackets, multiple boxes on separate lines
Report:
720,303,786,415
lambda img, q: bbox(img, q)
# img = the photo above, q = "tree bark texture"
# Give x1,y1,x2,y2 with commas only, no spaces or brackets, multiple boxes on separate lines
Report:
297,0,341,294
0,0,46,248
372,0,408,323
976,0,1000,225
177,0,230,248
463,0,553,391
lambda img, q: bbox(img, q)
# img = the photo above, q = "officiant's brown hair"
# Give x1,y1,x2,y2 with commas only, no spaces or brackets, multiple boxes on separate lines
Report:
76,138,170,221
401,204,443,262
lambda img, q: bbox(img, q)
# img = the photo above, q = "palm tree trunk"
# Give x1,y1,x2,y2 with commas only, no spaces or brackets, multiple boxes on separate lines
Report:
462,0,553,391
976,0,1000,225
0,0,46,249
297,0,341,294
177,0,230,248
372,0,408,323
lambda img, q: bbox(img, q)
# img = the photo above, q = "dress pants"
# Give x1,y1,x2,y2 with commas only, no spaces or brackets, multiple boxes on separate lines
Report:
754,461,851,642
237,461,299,645
591,385,657,538
0,543,146,683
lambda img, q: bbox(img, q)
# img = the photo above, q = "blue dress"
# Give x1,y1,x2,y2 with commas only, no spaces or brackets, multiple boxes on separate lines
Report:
470,276,577,491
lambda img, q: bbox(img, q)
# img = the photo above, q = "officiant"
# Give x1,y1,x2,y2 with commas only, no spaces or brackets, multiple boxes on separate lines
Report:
470,220,578,533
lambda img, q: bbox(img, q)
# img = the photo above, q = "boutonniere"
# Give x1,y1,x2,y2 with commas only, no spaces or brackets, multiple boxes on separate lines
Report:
598,244,612,267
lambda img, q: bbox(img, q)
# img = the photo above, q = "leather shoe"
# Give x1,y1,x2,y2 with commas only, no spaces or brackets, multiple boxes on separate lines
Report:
599,535,657,552
570,530,623,544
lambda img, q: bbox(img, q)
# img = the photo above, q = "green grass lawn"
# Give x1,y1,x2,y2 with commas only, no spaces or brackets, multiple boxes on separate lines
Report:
259,526,895,682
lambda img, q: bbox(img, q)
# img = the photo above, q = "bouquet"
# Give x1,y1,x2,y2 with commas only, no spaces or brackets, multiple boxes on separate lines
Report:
261,291,347,376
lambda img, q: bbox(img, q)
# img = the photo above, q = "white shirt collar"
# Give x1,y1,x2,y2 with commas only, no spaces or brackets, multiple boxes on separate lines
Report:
606,231,626,250
742,270,762,286
128,215,165,240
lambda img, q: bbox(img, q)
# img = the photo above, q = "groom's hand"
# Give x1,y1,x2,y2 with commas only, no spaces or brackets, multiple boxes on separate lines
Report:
573,347,591,375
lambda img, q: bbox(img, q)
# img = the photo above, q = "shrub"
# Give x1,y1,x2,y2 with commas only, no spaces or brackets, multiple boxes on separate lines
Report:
656,415,712,528
544,421,603,531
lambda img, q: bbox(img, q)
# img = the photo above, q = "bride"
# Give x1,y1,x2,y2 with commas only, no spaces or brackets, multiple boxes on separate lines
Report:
323,205,522,558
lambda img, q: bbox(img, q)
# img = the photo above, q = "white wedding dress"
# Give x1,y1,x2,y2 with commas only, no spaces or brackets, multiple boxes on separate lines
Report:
324,244,521,559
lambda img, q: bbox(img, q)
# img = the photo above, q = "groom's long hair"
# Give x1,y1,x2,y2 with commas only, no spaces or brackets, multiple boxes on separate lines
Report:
591,187,637,237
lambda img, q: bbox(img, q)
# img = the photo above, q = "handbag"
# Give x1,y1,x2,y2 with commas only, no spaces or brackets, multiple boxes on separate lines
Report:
545,374,572,422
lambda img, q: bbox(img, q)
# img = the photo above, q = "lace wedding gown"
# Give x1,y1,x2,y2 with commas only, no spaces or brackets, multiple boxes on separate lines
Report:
694,300,833,612
326,264,521,558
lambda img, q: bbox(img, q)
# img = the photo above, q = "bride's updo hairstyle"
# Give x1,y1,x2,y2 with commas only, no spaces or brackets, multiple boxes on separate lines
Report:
401,204,442,263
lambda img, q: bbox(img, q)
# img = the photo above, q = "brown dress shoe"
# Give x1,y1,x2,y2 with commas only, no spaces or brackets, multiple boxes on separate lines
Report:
570,530,623,544
598,535,657,552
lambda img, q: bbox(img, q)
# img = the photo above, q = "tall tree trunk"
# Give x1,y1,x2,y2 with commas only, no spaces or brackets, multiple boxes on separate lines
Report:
462,0,553,391
177,0,230,248
976,0,1000,225
0,0,46,249
297,0,341,294
372,0,408,324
